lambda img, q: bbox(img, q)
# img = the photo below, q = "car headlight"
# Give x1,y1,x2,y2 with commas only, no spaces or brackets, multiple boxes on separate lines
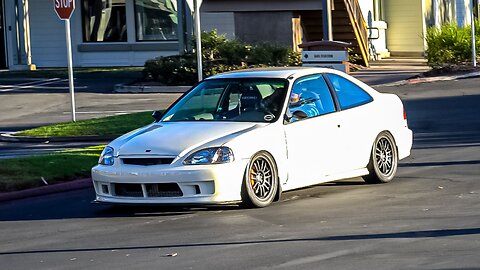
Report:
98,146,115,166
183,147,234,165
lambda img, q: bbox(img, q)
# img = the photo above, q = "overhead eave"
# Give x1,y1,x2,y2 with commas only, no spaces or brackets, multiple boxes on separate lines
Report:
201,0,324,12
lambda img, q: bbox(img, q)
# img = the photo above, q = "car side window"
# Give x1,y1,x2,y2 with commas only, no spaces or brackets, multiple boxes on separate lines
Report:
288,74,336,121
326,73,373,110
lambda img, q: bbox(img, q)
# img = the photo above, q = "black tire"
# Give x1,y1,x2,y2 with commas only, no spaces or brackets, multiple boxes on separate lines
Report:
363,131,398,184
241,152,279,208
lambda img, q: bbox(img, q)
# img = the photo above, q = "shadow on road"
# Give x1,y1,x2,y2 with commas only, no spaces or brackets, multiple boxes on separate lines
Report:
0,180,367,222
1,227,479,256
399,160,480,167
404,94,480,149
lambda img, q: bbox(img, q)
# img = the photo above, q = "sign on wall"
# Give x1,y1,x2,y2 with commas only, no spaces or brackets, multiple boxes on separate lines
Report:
302,50,349,73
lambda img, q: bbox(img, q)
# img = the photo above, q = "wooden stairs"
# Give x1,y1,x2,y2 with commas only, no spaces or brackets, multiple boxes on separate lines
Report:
299,0,369,66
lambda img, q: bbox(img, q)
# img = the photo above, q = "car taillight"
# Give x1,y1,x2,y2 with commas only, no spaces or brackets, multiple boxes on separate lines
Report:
403,106,407,120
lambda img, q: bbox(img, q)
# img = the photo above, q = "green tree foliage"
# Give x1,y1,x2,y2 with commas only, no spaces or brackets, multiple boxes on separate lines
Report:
144,30,302,85
425,20,480,68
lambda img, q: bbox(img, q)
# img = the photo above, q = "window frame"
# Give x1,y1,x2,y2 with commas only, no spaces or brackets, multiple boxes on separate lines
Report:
133,0,180,42
80,0,128,43
284,73,339,125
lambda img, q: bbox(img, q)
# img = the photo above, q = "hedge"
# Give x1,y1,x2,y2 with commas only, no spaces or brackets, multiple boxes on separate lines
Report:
144,31,301,85
425,20,480,68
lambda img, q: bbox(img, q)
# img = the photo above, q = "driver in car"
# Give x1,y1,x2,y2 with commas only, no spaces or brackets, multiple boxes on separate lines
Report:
289,91,320,120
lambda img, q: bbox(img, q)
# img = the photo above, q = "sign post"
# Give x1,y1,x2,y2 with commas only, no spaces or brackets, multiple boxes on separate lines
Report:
193,0,203,82
54,0,76,122
471,0,477,67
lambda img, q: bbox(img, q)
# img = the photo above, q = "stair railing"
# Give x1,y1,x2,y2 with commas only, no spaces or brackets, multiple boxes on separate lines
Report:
342,0,370,66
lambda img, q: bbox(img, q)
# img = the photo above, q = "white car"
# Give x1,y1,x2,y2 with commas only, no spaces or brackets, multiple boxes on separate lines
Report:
92,67,412,207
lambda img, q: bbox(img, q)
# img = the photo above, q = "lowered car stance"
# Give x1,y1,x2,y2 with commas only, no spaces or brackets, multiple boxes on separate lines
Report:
92,68,413,207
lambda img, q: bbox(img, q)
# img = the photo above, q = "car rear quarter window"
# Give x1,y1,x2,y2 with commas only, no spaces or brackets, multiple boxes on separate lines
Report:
326,73,373,110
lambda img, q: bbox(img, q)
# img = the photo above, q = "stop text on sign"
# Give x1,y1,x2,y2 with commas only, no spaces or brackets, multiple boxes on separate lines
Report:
55,0,73,8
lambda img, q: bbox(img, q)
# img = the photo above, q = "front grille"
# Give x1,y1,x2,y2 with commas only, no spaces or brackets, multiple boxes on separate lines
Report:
146,183,183,197
114,183,143,197
122,158,174,166
113,183,183,198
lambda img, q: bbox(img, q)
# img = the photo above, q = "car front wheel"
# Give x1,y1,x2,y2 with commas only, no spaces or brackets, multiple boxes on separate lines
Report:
241,152,278,208
363,131,398,184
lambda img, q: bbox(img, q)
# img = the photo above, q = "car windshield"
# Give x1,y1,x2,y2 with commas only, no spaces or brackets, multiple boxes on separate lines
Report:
161,78,289,123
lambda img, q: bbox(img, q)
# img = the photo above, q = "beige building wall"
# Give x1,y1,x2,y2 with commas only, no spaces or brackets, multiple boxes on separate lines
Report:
384,0,425,56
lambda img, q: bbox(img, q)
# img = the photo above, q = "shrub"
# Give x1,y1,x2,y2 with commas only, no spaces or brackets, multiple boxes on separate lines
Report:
144,55,197,85
425,21,479,68
144,31,302,85
218,39,249,65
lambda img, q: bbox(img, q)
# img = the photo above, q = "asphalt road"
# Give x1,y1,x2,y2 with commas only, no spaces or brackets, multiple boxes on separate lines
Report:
1,78,480,269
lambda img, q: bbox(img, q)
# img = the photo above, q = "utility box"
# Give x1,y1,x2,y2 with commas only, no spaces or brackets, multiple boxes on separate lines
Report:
299,41,351,73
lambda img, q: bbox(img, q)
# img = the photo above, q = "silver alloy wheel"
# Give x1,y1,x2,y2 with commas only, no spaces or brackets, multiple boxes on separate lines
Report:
375,137,394,175
242,151,278,208
250,157,274,199
363,131,398,184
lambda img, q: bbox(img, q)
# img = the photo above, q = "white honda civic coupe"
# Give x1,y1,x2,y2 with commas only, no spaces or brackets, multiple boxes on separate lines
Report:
92,67,412,207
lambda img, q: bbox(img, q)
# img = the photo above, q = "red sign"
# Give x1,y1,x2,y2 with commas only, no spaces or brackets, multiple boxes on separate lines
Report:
54,0,75,20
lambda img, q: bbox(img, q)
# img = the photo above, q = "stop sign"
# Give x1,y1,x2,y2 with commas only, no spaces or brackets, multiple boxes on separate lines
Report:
54,0,75,20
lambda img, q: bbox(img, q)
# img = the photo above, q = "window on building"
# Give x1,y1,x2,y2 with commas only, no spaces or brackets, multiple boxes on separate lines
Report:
134,0,178,41
82,0,127,42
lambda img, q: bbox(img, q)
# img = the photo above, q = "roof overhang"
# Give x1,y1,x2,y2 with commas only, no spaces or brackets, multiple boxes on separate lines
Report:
201,0,323,12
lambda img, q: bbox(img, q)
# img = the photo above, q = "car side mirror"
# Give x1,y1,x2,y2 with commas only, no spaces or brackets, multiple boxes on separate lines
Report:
152,110,163,122
292,110,308,120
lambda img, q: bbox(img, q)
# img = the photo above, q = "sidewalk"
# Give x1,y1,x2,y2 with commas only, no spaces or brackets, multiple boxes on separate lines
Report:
353,58,430,86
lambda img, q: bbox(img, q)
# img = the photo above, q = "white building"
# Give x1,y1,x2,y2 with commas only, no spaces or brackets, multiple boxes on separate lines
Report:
1,0,191,70
0,0,478,70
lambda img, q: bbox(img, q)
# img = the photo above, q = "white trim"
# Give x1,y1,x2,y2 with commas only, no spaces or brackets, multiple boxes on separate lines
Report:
126,0,136,43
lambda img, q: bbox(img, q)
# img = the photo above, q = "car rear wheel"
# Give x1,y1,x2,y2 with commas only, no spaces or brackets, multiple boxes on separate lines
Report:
241,152,278,208
363,132,398,184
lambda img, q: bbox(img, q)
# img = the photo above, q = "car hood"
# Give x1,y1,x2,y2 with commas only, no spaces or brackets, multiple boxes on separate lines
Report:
114,122,259,157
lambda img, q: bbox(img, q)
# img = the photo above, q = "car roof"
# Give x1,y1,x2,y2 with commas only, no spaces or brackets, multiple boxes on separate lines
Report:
206,67,341,80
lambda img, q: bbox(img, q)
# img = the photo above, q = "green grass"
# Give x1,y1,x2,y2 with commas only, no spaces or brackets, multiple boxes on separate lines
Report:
16,111,155,137
0,145,104,192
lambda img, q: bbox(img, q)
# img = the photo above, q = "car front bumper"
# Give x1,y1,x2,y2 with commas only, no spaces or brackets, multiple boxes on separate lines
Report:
91,159,249,204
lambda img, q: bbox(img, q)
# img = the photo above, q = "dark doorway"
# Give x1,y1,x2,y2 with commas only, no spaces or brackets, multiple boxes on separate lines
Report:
0,0,7,69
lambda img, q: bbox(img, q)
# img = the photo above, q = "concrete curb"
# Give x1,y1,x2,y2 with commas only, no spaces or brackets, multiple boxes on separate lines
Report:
114,84,191,93
0,178,93,202
0,133,115,143
374,71,480,87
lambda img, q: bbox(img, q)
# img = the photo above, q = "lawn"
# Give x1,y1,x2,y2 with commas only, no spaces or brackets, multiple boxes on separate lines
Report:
0,146,104,192
16,111,155,137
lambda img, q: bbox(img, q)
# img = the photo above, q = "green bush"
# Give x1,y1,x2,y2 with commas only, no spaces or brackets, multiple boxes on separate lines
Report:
425,20,480,68
144,31,301,85
144,55,197,85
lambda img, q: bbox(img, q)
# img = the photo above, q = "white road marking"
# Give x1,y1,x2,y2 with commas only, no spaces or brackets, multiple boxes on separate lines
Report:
0,78,86,92
0,78,61,88
273,244,375,269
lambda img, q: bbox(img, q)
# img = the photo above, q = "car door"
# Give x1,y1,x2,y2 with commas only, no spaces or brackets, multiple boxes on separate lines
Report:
283,74,341,190
324,73,376,172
